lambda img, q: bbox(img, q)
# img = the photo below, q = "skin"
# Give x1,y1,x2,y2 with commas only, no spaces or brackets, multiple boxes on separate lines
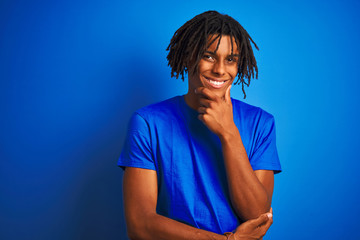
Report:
123,35,274,239
123,167,272,240
185,35,274,220
185,35,239,108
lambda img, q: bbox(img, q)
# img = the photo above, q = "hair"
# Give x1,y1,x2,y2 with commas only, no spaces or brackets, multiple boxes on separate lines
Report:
166,10,259,98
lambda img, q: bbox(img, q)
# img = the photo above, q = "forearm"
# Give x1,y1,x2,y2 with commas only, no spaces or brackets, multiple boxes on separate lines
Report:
124,167,227,240
220,127,271,221
127,212,226,240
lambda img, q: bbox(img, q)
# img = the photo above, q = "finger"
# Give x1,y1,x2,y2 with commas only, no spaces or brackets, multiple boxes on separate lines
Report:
198,107,215,117
198,98,212,108
197,107,207,114
252,213,273,238
225,84,232,102
198,114,204,123
197,113,209,124
195,87,218,101
249,213,270,227
258,214,273,235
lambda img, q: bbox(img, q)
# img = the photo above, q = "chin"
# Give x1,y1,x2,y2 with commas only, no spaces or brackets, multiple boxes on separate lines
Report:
211,88,227,98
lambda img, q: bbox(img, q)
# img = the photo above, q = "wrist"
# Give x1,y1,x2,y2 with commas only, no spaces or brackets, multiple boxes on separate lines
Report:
219,124,240,143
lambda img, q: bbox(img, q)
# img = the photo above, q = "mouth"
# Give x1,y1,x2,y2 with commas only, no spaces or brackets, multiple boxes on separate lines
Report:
203,76,228,89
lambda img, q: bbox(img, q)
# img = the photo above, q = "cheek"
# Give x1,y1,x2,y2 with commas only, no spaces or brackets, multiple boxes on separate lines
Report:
198,61,211,73
229,66,238,79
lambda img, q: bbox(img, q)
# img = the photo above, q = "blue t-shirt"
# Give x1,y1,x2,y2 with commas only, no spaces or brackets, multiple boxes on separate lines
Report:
118,96,281,234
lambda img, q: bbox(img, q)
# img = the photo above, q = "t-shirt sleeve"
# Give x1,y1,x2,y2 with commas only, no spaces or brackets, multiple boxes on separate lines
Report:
118,113,156,170
249,115,282,173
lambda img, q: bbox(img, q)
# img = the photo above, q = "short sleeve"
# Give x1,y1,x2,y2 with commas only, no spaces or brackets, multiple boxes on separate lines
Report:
249,116,282,173
118,113,156,170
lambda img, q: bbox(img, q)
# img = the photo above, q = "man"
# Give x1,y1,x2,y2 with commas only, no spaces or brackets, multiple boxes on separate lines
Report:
119,10,281,240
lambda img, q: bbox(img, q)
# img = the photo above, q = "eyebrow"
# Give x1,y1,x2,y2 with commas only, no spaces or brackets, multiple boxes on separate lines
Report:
204,50,240,57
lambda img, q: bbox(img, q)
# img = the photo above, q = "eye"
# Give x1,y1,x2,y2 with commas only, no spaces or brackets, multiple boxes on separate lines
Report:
226,56,238,64
203,54,215,62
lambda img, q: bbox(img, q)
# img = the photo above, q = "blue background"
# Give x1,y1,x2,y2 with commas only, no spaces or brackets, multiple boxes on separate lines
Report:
1,0,359,239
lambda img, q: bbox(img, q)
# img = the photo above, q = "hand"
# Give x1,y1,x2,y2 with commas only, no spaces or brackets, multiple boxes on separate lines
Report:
195,85,237,137
229,211,273,240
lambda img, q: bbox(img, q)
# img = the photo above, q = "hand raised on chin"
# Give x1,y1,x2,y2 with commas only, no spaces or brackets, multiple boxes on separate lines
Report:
195,85,238,138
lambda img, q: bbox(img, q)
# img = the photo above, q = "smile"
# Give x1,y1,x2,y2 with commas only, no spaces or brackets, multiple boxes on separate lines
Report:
204,76,227,89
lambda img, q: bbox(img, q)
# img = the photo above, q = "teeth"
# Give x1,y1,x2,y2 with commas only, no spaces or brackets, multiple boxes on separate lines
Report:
208,79,225,85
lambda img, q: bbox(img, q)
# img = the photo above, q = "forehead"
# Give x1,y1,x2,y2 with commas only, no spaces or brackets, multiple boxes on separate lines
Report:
206,34,239,54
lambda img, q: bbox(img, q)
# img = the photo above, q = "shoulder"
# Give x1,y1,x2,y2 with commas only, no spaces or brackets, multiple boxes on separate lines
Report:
132,96,183,125
231,98,274,123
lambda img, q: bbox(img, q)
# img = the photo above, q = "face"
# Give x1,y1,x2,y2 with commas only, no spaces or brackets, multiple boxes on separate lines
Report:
187,35,239,99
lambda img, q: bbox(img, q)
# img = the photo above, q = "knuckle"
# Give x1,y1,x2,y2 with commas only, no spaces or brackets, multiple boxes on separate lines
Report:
202,114,210,121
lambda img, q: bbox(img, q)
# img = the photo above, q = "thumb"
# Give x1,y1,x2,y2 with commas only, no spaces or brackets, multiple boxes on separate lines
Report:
225,84,232,102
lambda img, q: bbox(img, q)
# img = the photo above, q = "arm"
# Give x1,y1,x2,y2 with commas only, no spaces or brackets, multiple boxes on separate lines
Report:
123,167,273,240
196,86,274,221
123,167,227,240
221,133,274,220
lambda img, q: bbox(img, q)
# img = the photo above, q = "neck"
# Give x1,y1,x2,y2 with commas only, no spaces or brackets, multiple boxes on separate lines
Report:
184,91,200,110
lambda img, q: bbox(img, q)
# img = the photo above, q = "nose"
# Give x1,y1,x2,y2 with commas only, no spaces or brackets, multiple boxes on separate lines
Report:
212,60,225,76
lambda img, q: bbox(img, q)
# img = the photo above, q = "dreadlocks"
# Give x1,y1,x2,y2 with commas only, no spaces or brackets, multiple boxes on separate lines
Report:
166,10,259,98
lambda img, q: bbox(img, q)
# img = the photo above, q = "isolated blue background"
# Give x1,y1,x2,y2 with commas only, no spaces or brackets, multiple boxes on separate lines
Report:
1,0,359,239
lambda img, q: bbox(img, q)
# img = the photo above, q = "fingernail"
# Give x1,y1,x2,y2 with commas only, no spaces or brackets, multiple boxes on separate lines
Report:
194,89,197,93
266,213,273,218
